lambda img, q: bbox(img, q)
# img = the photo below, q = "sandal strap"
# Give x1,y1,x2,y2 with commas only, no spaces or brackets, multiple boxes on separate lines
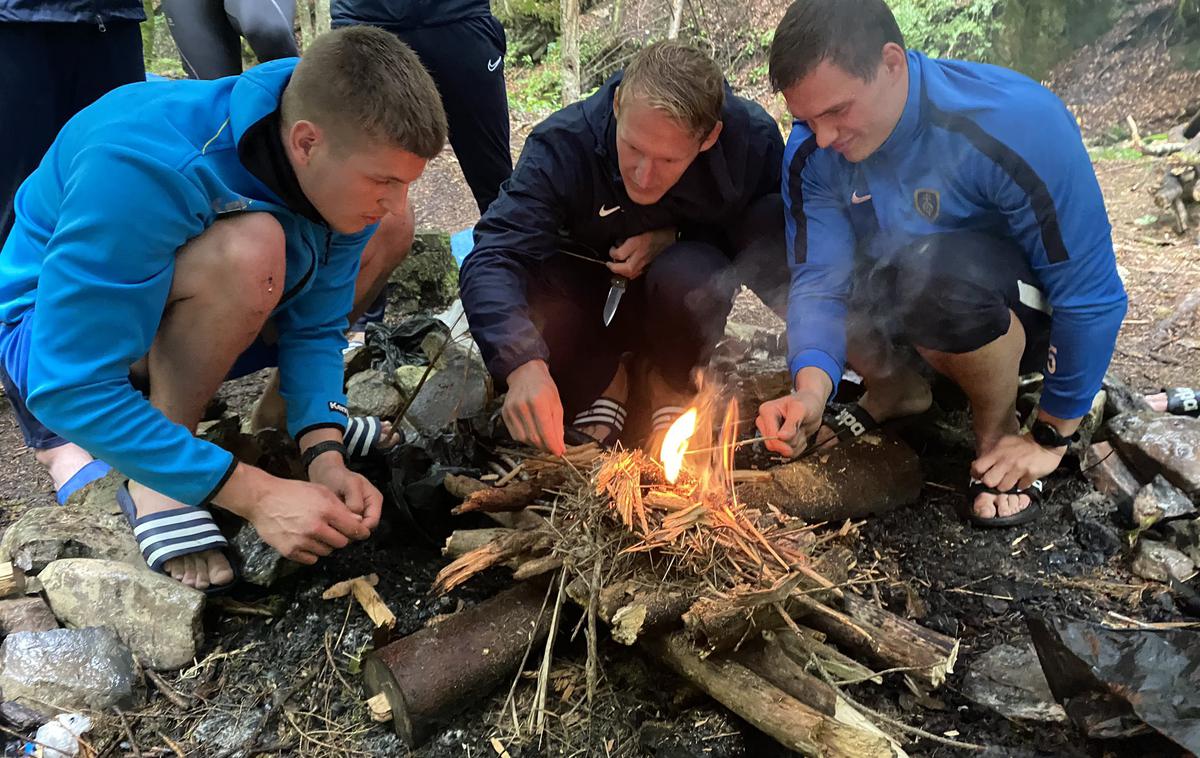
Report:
344,416,382,459
967,478,1044,503
651,406,687,432
56,460,111,505
117,485,228,573
1166,387,1199,417
572,397,627,432
822,403,879,442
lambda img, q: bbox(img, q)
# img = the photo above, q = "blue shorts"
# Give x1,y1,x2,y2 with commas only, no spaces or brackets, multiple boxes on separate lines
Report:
0,310,279,451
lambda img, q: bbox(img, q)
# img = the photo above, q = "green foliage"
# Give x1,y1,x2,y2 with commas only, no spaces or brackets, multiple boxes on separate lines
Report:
507,43,563,115
890,0,1000,61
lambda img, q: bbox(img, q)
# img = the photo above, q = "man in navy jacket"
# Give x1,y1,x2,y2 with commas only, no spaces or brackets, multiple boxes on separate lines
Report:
757,0,1127,526
460,41,787,455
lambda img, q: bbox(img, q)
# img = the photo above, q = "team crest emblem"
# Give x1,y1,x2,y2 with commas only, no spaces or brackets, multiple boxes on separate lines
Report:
913,188,940,222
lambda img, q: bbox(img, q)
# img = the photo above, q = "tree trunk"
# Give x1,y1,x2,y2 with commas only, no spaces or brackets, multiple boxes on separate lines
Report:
668,0,686,38
561,0,581,105
298,0,314,50
315,0,331,34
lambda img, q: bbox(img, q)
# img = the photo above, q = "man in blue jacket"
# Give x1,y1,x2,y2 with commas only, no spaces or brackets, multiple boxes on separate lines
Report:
756,0,1127,526
461,41,786,455
0,27,447,589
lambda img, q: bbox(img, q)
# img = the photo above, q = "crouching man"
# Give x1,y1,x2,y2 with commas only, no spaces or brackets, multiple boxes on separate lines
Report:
460,41,787,456
0,27,447,589
756,0,1127,527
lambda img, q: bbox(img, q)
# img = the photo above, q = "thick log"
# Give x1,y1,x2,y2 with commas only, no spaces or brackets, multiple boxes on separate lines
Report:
768,627,881,686
363,581,552,746
444,474,489,500
737,433,922,521
645,632,900,757
564,576,694,644
739,641,838,715
451,469,569,515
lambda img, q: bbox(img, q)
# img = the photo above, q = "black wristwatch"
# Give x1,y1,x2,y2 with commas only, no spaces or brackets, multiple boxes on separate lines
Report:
301,440,346,470
1030,421,1079,449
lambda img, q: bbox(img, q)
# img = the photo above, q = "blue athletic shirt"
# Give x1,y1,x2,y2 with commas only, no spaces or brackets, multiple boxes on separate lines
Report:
0,58,372,506
782,51,1127,419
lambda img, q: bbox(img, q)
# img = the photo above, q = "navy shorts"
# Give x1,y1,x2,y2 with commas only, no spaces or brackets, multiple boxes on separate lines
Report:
0,310,279,450
847,231,1051,373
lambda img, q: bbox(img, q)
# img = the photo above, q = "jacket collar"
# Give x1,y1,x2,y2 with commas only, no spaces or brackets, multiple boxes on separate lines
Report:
872,50,925,160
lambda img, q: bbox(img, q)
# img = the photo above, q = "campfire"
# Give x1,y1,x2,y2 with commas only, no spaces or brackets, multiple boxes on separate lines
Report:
365,382,962,755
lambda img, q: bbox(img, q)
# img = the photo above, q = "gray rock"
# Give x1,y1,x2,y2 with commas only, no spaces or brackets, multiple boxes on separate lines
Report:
1103,372,1153,418
0,700,45,728
388,231,458,313
229,521,300,588
1131,539,1196,583
1081,441,1142,508
0,474,141,573
1069,492,1123,561
1109,412,1200,501
1071,390,1108,454
0,628,135,718
1132,475,1196,528
404,344,491,435
394,364,430,401
192,710,265,757
0,597,58,635
962,642,1066,723
39,559,203,671
1164,519,1200,564
346,369,402,419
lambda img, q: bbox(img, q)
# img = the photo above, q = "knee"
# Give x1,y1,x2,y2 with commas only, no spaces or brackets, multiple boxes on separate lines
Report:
187,213,286,313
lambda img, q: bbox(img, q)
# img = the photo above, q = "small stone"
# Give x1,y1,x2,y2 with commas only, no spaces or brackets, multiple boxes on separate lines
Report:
388,232,458,313
346,369,402,419
394,364,430,401
0,700,45,728
1131,539,1196,583
1163,519,1200,564
0,628,135,718
1081,441,1141,508
404,346,491,436
1132,475,1196,528
0,474,141,573
0,597,58,634
962,642,1066,723
228,521,300,588
40,559,203,670
1109,412,1200,502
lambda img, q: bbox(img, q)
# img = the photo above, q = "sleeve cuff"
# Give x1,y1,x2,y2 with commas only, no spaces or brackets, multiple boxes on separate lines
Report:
789,349,843,395
1038,385,1096,421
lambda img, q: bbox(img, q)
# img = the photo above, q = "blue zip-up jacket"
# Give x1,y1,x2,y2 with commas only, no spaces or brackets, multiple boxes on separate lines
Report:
783,51,1127,419
460,73,783,381
0,0,144,24
331,0,489,30
0,58,371,506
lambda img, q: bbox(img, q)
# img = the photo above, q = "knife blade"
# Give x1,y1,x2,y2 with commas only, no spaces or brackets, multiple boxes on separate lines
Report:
602,276,627,326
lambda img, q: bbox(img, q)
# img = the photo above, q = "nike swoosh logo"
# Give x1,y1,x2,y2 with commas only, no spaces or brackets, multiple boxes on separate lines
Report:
487,56,502,72
598,205,620,217
851,191,872,205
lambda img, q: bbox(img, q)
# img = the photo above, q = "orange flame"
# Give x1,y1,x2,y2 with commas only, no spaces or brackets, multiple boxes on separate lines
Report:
660,408,698,484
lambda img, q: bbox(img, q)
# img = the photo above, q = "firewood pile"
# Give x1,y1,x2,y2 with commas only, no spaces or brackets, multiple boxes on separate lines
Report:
368,392,963,756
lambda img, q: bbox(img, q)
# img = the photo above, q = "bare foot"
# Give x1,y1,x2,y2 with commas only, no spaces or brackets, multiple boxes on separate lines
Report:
1145,392,1168,413
128,481,234,590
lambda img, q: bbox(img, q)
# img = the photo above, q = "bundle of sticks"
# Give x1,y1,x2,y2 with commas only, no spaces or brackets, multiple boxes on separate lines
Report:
424,443,961,757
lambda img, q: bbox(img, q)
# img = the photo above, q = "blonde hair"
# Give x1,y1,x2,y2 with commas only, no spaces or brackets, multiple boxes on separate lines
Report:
281,26,447,159
618,40,724,139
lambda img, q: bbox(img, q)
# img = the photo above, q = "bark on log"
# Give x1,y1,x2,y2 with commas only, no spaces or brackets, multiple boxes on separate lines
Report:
767,627,881,686
737,433,922,521
739,641,838,715
442,529,516,559
645,632,900,757
363,581,552,746
451,469,569,515
564,576,694,644
444,474,489,500
434,531,552,593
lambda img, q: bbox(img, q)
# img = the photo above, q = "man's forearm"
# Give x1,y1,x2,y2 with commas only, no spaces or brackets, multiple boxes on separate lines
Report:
793,365,834,404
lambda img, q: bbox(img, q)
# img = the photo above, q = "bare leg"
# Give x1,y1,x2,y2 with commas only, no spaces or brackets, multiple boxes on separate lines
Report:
251,205,414,449
128,213,286,589
845,336,932,425
917,310,1029,520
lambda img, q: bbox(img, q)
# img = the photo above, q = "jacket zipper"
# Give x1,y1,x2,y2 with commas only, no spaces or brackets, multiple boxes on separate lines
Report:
276,230,329,308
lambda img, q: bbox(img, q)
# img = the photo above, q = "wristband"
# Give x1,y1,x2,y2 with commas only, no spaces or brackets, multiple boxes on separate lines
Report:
301,440,346,470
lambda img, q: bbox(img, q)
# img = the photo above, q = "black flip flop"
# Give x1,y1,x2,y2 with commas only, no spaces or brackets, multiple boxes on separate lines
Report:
1164,387,1199,418
961,478,1044,528
815,403,880,447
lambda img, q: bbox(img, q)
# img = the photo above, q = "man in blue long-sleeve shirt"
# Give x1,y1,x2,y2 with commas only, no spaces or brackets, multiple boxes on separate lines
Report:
460,41,787,455
756,0,1126,526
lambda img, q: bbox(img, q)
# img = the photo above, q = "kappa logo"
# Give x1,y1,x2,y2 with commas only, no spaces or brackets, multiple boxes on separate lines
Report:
328,401,349,416
913,188,940,221
598,204,621,217
850,191,872,205
834,407,867,437
487,56,503,72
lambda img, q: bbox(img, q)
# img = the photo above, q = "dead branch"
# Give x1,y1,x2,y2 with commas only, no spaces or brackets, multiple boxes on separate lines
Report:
451,469,570,515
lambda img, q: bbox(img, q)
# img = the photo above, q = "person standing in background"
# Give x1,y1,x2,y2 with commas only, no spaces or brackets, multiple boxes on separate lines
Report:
0,0,146,244
162,0,299,80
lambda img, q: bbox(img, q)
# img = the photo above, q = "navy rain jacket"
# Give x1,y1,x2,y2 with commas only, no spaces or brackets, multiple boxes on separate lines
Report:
331,0,490,30
0,0,144,24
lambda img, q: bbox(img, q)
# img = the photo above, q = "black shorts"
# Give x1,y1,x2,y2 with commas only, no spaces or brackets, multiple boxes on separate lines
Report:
848,232,1051,373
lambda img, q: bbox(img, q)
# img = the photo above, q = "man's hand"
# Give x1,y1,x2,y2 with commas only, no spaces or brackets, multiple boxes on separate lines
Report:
308,454,384,531
503,360,565,456
607,228,677,280
755,367,833,457
972,434,1064,493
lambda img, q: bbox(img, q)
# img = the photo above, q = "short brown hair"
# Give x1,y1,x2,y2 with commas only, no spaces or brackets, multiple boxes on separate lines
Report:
768,0,905,91
282,26,447,159
617,40,724,139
